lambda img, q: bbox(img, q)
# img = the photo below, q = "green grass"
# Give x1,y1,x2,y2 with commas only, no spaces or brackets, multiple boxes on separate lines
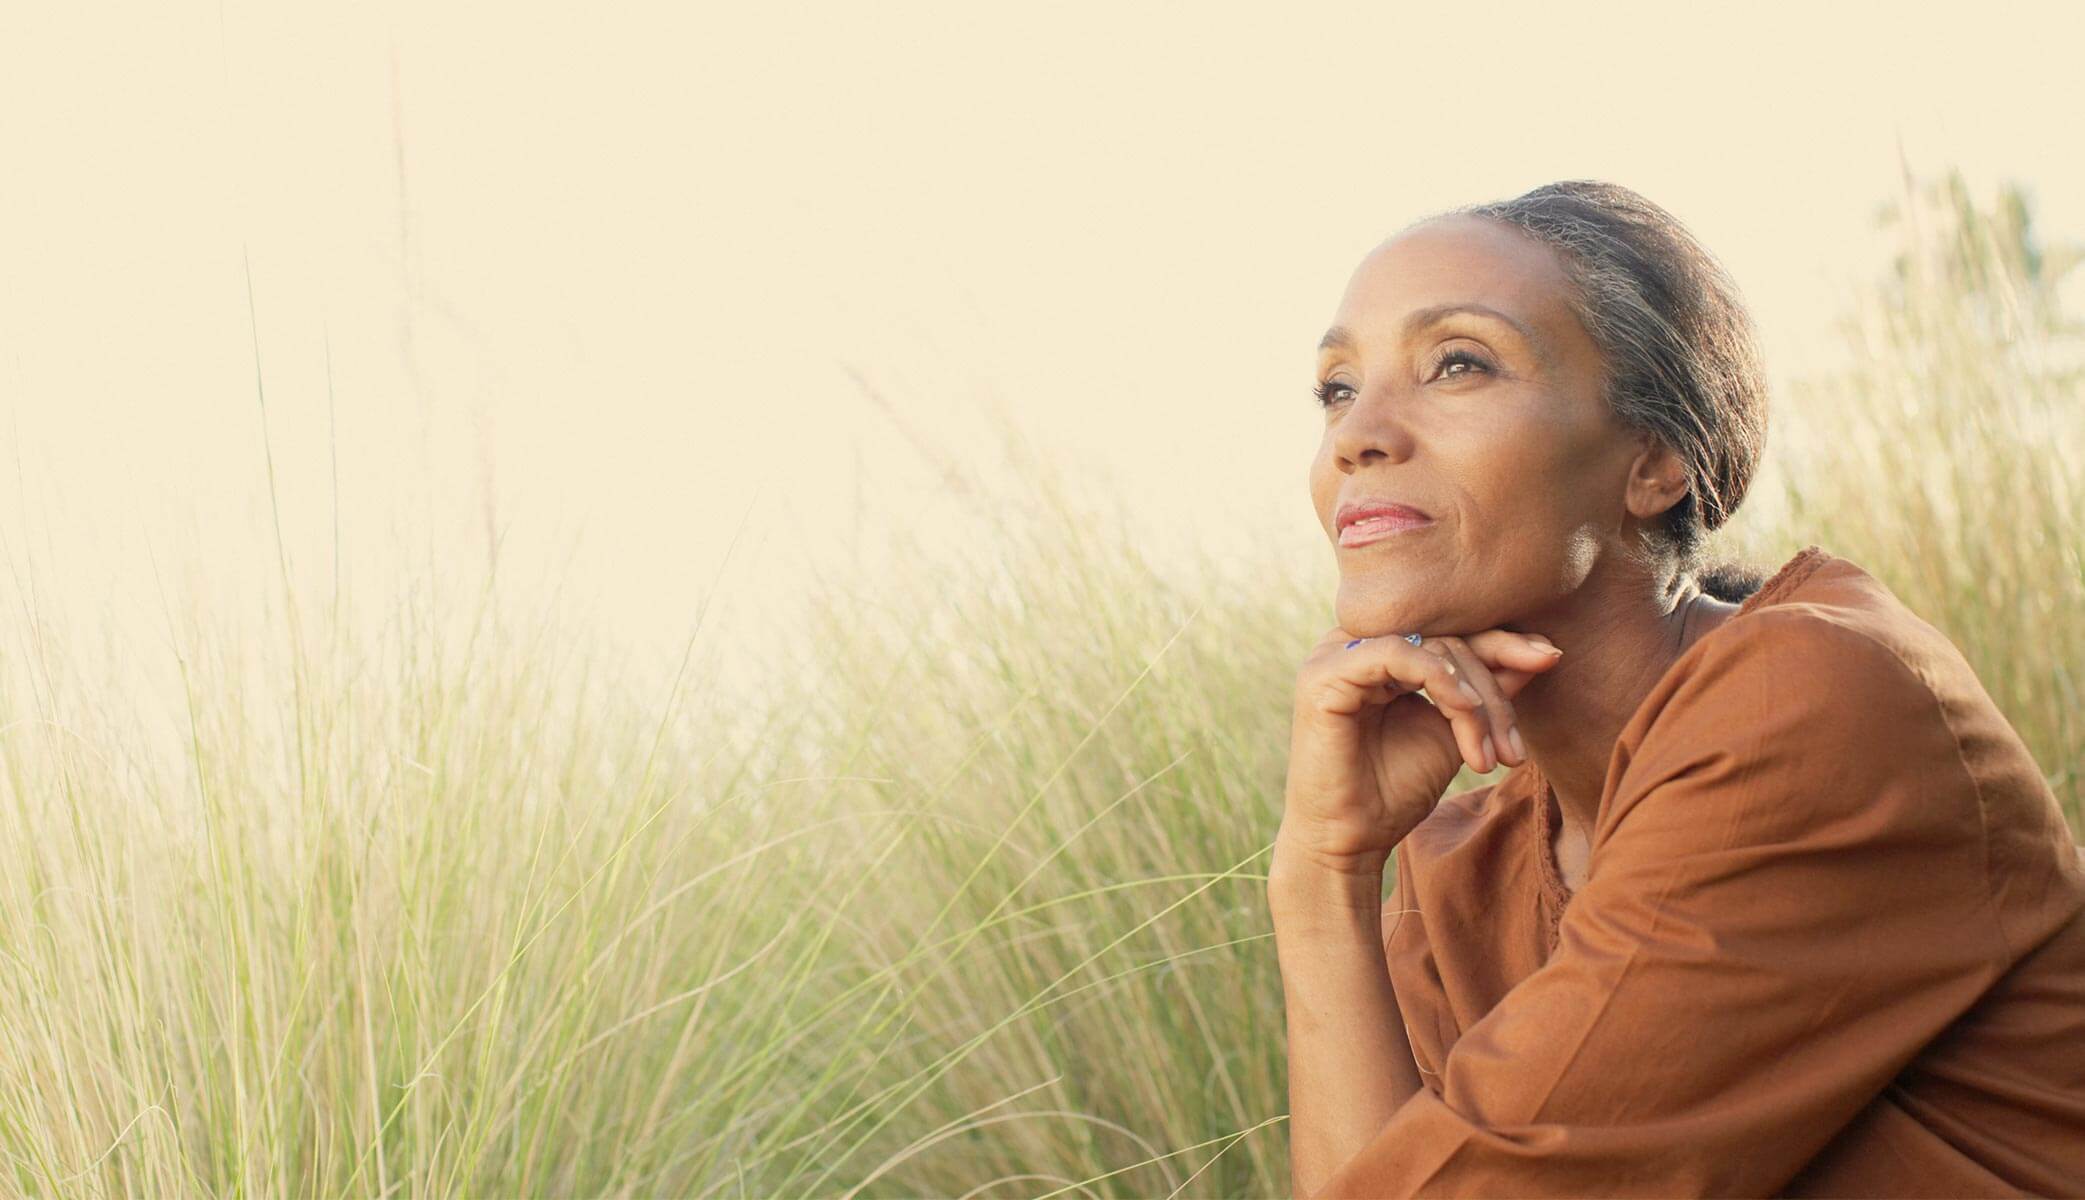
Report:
1,170,2078,1196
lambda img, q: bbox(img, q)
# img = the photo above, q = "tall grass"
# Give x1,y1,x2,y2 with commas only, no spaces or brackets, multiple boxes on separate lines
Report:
1766,167,2083,813
1,169,2077,1197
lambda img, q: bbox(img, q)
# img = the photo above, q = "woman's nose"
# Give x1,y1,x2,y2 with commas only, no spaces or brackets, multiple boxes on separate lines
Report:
1332,383,1418,467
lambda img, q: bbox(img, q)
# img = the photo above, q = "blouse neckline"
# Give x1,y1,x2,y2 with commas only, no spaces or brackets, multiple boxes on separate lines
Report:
1525,544,1832,954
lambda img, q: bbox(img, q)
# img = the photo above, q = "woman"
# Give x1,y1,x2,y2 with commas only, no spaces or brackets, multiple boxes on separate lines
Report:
1270,180,2085,1198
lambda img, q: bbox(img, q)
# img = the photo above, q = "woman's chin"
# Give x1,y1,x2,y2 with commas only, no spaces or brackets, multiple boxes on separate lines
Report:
1334,591,1430,639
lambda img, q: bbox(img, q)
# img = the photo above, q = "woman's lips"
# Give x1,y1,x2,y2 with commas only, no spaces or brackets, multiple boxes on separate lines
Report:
1338,513,1434,547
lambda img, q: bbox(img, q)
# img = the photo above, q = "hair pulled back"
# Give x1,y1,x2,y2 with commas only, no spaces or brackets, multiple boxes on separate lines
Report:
1441,180,1772,602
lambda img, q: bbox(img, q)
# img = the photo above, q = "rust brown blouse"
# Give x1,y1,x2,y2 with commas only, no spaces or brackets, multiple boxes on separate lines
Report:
1313,544,2085,1197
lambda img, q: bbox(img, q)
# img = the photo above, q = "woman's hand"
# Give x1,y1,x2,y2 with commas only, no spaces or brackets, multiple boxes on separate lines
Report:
1277,626,1566,875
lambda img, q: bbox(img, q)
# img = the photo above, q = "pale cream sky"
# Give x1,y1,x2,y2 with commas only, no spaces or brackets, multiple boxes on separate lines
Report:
3,1,2082,706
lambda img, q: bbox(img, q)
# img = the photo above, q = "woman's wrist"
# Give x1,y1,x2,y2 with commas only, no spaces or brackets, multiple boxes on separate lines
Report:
1268,829,1393,920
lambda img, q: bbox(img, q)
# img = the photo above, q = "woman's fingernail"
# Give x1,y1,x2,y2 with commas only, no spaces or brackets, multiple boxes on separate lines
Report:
1458,679,1482,704
1481,734,1497,771
1509,726,1527,760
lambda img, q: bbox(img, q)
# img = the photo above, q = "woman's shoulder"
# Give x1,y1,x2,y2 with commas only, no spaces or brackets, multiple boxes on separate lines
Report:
1613,581,1967,833
1658,544,2069,815
1741,546,2084,894
1644,544,1968,737
1621,545,2080,929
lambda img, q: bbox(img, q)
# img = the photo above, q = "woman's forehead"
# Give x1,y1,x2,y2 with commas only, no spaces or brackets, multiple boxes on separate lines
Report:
1349,216,1572,314
1331,215,1587,364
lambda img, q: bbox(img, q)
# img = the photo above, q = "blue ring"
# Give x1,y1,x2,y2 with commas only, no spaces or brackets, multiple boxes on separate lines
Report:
1346,632,1425,650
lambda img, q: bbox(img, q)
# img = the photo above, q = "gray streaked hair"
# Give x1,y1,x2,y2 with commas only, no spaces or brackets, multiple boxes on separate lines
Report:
1434,180,1772,602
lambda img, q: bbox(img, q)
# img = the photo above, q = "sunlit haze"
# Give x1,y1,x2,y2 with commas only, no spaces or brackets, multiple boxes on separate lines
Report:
5,1,2082,705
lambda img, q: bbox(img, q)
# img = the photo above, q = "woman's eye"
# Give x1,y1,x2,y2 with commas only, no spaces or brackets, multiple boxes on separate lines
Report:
1311,380,1354,409
1430,347,1493,380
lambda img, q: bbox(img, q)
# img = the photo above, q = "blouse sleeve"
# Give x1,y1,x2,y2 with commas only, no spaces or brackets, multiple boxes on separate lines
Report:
1310,609,2007,1198
1382,839,1445,1095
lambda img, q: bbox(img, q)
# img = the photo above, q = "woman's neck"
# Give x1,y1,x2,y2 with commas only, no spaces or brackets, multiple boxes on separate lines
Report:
1504,572,1729,844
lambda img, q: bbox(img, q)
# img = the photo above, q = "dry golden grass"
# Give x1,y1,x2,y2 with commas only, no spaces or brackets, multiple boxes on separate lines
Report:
1,168,2075,1196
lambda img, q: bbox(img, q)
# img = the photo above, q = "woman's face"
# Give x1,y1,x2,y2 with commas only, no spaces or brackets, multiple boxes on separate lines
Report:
1308,214,1657,638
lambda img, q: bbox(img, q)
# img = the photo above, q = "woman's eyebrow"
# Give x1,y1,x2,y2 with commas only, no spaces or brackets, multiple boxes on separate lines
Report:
1318,302,1551,364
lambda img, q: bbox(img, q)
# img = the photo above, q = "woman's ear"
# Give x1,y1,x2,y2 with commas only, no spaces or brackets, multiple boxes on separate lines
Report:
1624,434,1691,522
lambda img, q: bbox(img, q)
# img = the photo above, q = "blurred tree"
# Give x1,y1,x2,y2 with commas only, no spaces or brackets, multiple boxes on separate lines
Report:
1860,161,2085,392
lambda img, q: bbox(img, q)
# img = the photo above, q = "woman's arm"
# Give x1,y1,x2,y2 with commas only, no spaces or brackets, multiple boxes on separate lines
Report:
1269,836,1424,1200
1303,611,2009,1197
